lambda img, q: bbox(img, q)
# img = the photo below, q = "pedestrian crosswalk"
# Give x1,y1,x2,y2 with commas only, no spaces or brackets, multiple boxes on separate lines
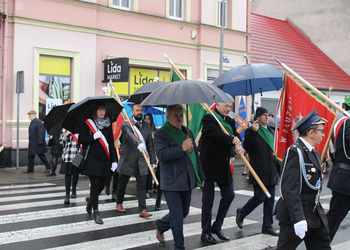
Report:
0,182,347,249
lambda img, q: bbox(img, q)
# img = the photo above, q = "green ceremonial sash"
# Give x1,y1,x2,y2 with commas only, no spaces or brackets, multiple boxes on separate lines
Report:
257,125,274,151
210,110,234,136
160,121,202,188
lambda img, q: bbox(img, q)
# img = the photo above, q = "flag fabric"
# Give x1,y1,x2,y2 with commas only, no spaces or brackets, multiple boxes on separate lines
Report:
275,74,337,161
112,113,126,148
235,97,249,143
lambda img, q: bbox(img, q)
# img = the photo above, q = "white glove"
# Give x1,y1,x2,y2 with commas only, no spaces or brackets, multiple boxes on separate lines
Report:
294,220,308,239
137,143,146,152
111,162,118,172
152,164,157,170
93,131,102,140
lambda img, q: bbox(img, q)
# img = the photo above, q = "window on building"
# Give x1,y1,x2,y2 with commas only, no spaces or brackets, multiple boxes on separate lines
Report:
218,0,227,27
113,0,130,10
169,0,183,20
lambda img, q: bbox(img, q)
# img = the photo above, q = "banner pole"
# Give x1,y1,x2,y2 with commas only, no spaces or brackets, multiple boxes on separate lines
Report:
163,53,271,198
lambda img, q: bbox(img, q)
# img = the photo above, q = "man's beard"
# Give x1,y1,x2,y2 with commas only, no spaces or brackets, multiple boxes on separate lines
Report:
134,114,143,121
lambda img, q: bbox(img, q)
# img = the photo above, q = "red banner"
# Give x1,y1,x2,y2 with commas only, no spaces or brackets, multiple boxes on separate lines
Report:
112,113,126,147
275,74,337,161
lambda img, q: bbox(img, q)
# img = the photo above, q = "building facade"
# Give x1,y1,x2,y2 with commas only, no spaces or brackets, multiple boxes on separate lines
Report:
0,0,250,167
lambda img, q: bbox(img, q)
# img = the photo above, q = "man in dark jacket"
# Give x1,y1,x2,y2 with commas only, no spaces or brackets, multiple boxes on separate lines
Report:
116,104,156,217
327,118,350,241
236,107,280,236
199,102,243,244
153,104,205,250
23,110,51,173
275,110,330,249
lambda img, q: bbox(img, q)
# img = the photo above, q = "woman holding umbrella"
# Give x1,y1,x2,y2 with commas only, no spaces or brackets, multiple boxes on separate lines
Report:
78,102,118,224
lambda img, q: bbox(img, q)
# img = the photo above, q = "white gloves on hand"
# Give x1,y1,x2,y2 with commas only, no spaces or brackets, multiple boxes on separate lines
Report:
294,220,308,239
152,164,157,170
93,131,102,140
111,162,118,172
137,143,146,152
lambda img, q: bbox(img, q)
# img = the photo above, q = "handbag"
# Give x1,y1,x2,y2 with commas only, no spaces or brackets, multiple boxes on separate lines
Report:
72,144,91,171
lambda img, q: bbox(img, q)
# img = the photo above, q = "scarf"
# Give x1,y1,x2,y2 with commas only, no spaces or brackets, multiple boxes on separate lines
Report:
160,121,202,188
94,117,111,130
257,125,274,151
210,110,233,136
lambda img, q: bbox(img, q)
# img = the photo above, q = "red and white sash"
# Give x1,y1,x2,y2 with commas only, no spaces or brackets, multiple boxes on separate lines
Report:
85,119,110,159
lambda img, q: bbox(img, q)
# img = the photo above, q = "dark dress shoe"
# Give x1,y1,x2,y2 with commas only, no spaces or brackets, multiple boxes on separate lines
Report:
86,197,92,214
262,227,279,236
201,233,217,244
236,208,244,229
93,210,103,224
105,186,110,196
46,172,56,176
71,193,77,198
211,229,230,241
64,197,70,204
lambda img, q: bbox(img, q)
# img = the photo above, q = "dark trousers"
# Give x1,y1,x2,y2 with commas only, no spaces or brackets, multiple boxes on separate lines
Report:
51,155,60,173
327,190,350,241
88,175,107,211
117,173,147,212
105,171,119,194
156,190,192,250
240,184,275,228
27,154,50,172
65,172,79,196
201,181,235,234
277,221,331,250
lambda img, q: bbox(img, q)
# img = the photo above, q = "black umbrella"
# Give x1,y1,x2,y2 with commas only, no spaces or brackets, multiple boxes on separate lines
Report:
140,80,233,106
128,81,169,104
44,103,75,137
62,96,123,133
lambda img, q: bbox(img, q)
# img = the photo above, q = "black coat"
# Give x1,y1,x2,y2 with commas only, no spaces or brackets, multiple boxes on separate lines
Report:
243,126,279,186
78,121,117,177
328,119,350,196
275,139,328,228
199,111,241,186
154,126,205,191
28,118,48,155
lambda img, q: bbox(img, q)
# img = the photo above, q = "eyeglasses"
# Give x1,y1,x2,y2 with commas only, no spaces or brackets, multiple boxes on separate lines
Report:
313,129,325,133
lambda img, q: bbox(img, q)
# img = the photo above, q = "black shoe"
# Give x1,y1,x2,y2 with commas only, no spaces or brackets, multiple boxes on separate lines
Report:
105,187,110,196
155,198,161,211
93,210,103,224
46,172,56,177
201,233,217,244
71,193,77,198
236,208,244,229
211,228,230,241
64,197,70,204
262,227,279,236
154,205,160,211
86,197,92,214
111,192,117,201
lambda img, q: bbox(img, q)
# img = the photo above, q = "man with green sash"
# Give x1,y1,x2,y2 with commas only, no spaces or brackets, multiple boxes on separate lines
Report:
200,102,243,244
236,107,280,236
153,104,205,250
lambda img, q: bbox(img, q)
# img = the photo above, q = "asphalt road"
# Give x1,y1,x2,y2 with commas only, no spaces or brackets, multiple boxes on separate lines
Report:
0,162,349,249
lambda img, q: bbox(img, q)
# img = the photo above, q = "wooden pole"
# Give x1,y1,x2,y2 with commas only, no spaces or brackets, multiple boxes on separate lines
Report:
274,58,350,118
104,81,159,186
163,54,271,198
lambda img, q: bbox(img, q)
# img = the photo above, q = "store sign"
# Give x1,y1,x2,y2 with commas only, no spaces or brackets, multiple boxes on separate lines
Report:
103,58,129,82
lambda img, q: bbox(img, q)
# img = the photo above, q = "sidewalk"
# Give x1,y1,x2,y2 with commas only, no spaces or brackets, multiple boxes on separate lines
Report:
0,158,245,186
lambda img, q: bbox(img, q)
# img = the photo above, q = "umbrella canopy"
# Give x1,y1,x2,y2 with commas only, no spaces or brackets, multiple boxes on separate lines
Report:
62,96,123,133
44,103,74,137
212,63,284,96
140,80,233,106
128,81,169,104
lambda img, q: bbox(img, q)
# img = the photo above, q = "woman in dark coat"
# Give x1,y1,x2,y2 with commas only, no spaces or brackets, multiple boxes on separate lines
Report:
78,103,118,224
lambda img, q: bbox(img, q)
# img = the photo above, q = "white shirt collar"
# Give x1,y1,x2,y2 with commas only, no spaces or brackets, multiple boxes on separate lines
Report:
299,137,314,152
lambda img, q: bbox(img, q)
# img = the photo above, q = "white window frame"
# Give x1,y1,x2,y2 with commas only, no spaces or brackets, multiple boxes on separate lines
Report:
112,0,131,11
169,0,184,20
218,0,227,27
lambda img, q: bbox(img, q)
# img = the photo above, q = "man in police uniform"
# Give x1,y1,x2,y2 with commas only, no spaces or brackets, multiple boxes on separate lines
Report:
327,118,350,241
275,110,331,249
